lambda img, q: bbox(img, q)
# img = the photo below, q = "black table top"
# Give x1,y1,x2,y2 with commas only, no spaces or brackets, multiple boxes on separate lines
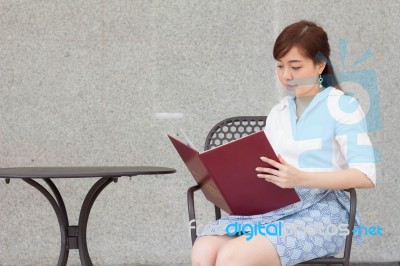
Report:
0,166,176,179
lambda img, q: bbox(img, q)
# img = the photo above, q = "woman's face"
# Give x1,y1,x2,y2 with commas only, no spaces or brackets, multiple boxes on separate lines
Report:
276,46,326,97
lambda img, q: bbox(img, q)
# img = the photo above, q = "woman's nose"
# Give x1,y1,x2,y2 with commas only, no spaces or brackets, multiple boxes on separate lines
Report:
282,67,292,80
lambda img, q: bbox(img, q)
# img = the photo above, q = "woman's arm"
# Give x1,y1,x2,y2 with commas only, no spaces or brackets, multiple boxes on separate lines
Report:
256,155,375,190
302,168,375,189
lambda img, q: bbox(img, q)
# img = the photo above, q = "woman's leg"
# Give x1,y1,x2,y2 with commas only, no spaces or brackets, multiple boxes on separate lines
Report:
215,235,282,266
191,235,234,266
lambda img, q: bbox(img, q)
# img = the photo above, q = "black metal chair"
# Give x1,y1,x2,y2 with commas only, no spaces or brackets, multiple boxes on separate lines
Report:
187,116,357,266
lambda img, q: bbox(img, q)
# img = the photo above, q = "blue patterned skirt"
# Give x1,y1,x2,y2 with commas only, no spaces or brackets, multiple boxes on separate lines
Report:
197,188,361,266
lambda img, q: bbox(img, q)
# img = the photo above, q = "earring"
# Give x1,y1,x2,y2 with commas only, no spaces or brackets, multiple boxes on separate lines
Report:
319,74,323,88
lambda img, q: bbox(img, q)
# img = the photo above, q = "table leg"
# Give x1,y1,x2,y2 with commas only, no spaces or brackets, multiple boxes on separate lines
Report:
43,178,70,228
21,177,116,266
23,178,69,266
77,177,115,266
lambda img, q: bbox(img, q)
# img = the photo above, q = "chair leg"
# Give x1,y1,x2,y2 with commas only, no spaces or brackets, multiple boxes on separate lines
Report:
214,205,221,220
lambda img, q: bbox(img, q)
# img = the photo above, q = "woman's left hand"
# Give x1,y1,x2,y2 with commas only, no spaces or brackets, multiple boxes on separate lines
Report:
255,154,307,188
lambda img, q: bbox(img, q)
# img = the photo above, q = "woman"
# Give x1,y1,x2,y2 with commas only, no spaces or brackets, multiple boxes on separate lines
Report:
191,20,376,266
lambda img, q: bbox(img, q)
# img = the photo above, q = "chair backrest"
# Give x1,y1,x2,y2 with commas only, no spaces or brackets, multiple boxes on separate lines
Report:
204,116,267,151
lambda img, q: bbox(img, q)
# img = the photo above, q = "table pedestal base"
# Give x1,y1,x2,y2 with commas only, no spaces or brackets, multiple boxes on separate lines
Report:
22,177,117,266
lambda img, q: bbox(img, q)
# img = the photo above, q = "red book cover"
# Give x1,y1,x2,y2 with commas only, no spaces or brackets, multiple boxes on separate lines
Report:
169,131,300,216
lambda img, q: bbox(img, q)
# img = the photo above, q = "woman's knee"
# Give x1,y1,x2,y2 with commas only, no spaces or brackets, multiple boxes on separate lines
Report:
215,244,240,266
215,236,281,266
191,238,215,266
191,235,232,266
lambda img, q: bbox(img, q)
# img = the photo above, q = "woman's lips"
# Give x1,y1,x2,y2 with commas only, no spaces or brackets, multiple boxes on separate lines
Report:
285,84,296,90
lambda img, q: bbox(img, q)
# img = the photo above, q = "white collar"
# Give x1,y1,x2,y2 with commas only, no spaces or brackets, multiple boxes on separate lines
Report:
275,86,342,111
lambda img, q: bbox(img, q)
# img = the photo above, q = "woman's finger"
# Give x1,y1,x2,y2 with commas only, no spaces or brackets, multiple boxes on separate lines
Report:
257,174,285,188
260,156,281,170
257,174,276,182
255,167,279,176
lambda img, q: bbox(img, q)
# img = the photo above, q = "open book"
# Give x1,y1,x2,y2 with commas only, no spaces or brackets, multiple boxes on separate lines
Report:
168,131,300,216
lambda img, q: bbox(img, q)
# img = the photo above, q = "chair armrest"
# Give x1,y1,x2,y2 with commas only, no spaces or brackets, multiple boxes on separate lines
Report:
344,188,357,259
344,188,357,232
187,185,223,245
187,185,201,245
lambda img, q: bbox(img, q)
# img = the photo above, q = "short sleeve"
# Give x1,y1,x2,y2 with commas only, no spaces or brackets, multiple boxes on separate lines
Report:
333,96,377,185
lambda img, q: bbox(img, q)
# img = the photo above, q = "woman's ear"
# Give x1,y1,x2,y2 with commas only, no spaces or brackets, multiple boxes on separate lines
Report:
317,61,326,74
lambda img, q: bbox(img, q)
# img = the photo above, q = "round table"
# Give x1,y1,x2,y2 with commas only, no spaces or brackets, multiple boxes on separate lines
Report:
0,166,176,266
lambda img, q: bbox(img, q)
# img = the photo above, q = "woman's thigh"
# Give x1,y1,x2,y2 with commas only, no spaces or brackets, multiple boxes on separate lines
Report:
215,235,281,266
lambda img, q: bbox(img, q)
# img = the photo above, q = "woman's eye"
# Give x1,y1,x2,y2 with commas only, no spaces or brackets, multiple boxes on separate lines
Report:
292,66,302,70
276,65,283,69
